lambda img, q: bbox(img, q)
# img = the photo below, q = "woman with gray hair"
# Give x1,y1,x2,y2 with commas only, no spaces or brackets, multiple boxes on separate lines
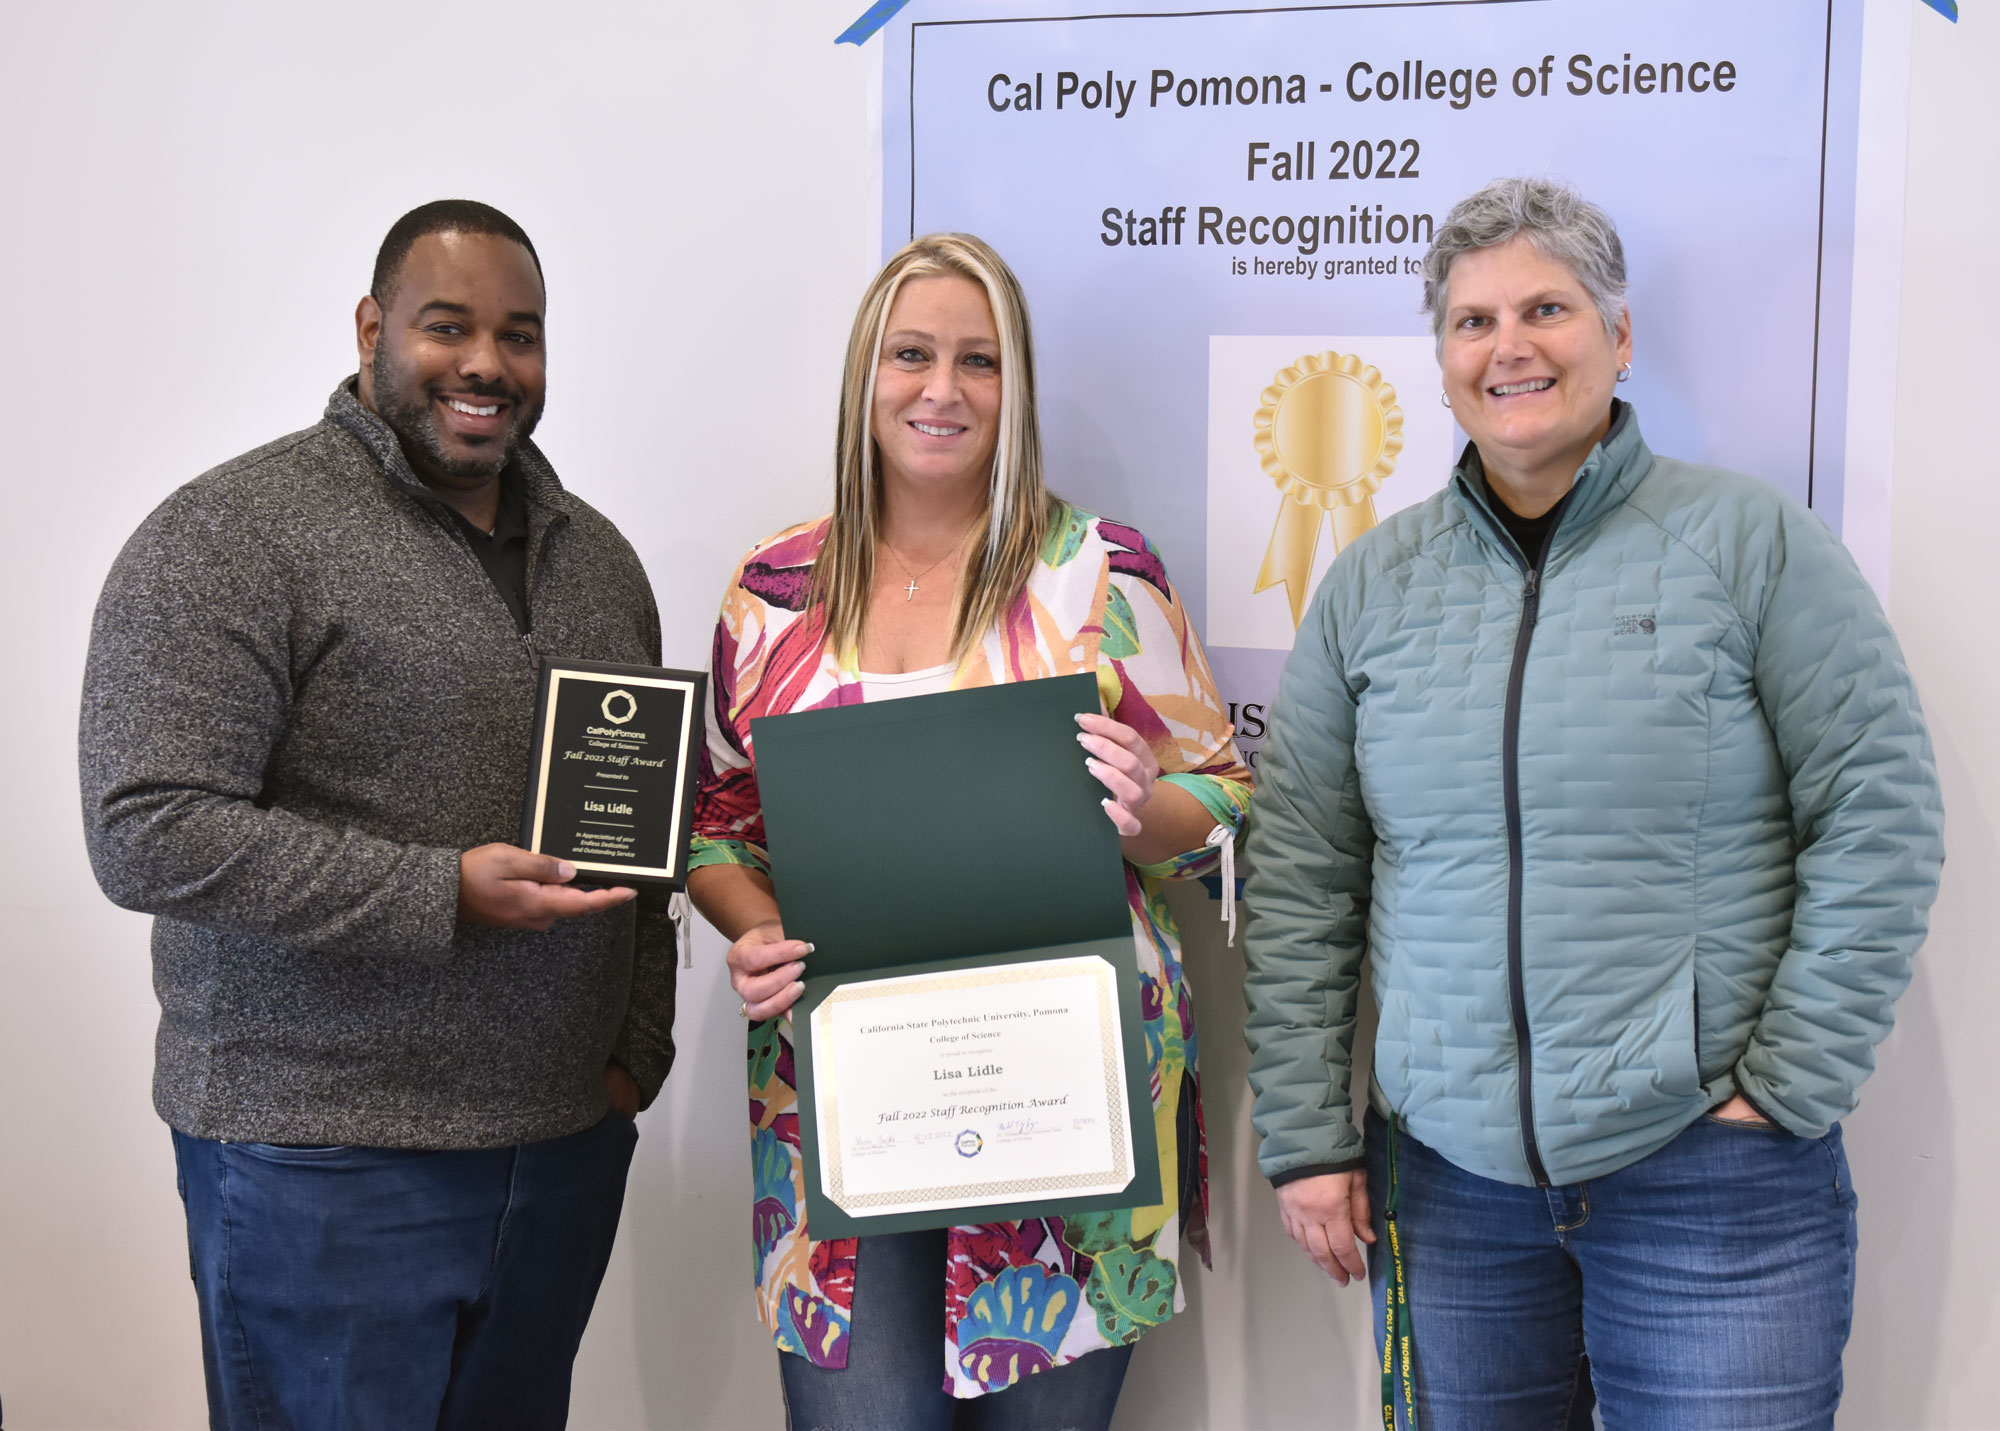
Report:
1242,176,1943,1428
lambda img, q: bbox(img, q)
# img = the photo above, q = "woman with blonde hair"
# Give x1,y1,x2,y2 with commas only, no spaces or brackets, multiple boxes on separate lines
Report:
687,233,1250,1429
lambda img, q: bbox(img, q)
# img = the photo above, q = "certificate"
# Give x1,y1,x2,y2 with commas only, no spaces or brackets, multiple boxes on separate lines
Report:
810,956,1134,1218
520,658,705,887
758,677,1163,1236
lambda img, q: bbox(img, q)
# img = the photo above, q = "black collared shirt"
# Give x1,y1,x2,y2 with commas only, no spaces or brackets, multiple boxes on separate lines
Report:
446,473,531,634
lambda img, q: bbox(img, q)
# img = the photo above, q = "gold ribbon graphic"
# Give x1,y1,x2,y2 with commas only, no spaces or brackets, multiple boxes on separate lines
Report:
1252,351,1404,627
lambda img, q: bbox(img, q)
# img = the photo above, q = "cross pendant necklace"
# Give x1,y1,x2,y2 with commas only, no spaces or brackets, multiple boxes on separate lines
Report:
884,519,977,602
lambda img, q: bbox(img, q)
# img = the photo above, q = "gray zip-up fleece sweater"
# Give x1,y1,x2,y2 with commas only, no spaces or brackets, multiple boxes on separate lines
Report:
79,380,678,1149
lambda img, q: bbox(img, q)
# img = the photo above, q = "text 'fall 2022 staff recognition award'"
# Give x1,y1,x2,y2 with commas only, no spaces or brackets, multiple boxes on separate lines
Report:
521,659,705,887
752,674,1161,1238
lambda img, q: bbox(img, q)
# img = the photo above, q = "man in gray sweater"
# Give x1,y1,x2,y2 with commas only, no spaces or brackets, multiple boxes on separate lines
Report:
79,200,674,1430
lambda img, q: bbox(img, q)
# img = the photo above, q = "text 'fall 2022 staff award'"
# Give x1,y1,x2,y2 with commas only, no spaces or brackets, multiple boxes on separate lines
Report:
752,674,1161,1238
521,659,706,888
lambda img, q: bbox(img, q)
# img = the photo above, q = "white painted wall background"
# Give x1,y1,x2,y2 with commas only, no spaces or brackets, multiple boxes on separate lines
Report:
0,3,1989,1427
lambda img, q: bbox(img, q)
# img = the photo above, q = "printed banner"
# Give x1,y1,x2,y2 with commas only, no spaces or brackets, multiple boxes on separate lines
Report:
880,0,1870,768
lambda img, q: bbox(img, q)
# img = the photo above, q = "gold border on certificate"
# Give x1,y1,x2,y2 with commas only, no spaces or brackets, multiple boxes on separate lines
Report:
529,669,699,881
811,956,1132,1215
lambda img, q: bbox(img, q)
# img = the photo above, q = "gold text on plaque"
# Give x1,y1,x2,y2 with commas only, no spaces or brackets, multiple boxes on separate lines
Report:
1252,351,1404,626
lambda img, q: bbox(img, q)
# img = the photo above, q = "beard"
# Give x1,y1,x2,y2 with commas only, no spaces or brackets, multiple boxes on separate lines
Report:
369,343,544,482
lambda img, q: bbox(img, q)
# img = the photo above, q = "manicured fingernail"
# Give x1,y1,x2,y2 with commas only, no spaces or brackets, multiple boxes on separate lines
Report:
1076,731,1094,747
803,942,816,955
557,861,576,880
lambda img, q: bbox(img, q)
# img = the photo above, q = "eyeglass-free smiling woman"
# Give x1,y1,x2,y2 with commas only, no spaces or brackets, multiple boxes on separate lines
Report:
1243,177,1944,1431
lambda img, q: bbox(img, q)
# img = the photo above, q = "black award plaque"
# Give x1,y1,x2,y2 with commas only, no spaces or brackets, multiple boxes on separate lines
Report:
520,659,706,887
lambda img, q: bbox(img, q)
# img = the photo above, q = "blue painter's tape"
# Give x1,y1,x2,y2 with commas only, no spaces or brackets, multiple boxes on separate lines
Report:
837,0,913,45
1920,0,1958,18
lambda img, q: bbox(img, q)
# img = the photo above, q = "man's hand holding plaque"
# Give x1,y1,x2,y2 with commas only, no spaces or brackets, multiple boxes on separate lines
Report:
458,845,638,930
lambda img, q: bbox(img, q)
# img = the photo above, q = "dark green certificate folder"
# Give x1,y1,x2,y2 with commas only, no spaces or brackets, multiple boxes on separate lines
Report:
752,673,1163,1236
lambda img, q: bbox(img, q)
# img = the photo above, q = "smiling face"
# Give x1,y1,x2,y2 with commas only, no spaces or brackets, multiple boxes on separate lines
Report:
869,275,1002,497
1441,236,1632,505
356,230,547,489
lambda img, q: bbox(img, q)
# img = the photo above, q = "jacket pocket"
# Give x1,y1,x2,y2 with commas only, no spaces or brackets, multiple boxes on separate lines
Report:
1700,1112,1789,1133
1692,974,1702,1083
1372,986,1413,1111
1656,953,1703,1101
1605,944,1702,1112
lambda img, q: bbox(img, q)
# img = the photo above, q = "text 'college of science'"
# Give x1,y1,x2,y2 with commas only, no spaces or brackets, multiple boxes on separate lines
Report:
987,53,1741,118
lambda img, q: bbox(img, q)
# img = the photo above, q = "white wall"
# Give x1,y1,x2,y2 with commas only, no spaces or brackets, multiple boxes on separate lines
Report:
1841,6,2000,1426
0,3,1990,1427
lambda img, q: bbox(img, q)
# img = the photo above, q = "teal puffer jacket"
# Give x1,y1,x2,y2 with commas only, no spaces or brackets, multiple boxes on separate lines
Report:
1243,405,1944,1187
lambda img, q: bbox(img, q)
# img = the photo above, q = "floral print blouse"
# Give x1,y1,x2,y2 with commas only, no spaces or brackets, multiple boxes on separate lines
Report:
690,506,1251,1398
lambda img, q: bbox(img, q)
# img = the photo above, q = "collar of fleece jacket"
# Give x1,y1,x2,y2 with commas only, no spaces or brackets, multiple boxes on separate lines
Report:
324,376,577,520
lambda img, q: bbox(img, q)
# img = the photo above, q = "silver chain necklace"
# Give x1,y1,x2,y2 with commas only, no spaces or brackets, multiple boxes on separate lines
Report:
881,520,976,601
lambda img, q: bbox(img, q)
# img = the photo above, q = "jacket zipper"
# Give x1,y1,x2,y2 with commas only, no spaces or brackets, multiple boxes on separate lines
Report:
1692,977,1702,1077
1502,556,1553,1187
433,500,566,665
434,510,531,642
520,514,566,666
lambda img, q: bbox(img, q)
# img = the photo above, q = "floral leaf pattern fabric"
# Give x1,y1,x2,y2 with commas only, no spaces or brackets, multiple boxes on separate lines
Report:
1101,585,1141,660
956,1262,1082,1391
1041,506,1092,568
751,1127,798,1267
691,506,1250,1399
776,1285,850,1368
1058,1207,1136,1256
1082,1246,1178,1343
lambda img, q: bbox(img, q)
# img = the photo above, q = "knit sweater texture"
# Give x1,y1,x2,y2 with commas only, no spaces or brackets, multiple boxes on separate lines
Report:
79,380,678,1149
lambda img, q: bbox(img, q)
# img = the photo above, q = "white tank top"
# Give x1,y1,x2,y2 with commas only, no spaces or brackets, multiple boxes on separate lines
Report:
855,660,955,702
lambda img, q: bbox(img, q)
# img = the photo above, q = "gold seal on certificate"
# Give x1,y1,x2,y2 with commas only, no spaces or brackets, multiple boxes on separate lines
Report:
1252,349,1404,626
811,956,1133,1217
520,658,706,887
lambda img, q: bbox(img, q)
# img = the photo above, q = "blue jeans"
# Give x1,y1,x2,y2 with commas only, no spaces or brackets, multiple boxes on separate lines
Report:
172,1112,637,1431
777,1228,1134,1431
1365,1107,1857,1431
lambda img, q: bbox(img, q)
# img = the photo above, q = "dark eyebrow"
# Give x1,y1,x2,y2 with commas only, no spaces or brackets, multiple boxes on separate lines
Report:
411,300,543,329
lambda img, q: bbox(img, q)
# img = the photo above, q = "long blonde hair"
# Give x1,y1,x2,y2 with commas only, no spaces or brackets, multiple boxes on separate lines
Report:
811,233,1058,665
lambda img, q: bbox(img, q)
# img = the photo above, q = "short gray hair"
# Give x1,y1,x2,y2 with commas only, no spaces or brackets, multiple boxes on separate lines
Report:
1420,178,1627,349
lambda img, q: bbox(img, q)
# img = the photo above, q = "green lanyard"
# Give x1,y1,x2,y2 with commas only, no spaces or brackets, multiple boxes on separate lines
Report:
1380,1113,1418,1429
